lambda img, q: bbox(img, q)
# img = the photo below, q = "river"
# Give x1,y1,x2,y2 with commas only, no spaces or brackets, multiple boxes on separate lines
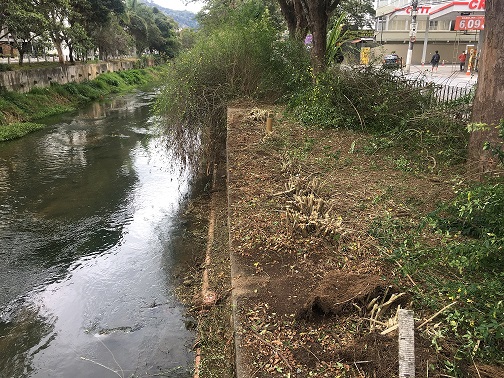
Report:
0,91,198,377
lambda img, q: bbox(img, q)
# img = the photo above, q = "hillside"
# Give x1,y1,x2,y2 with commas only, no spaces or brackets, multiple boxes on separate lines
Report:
141,0,199,29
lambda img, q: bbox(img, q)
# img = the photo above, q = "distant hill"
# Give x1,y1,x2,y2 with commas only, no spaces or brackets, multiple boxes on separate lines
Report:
141,0,199,29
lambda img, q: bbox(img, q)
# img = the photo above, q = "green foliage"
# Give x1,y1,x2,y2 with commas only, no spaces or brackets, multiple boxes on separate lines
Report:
0,64,13,72
482,119,504,166
430,183,504,240
286,67,470,172
155,1,308,166
375,183,504,366
334,0,375,29
123,0,179,58
326,13,349,66
287,66,431,131
0,122,45,141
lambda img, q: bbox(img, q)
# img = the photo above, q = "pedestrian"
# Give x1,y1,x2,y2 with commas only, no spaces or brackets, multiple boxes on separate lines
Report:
430,50,440,72
458,51,466,71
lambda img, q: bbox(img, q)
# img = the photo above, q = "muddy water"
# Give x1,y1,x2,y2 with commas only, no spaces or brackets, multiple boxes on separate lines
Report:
0,92,197,377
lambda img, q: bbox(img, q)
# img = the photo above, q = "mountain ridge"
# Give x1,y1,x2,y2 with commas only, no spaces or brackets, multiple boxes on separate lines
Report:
140,0,199,29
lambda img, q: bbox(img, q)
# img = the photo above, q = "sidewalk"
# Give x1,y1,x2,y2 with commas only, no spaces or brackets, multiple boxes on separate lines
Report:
406,64,478,88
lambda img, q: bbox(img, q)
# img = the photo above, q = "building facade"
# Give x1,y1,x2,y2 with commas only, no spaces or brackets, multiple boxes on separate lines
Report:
0,27,18,57
374,0,485,65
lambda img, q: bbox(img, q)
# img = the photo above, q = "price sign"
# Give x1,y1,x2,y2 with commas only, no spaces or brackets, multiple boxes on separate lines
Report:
455,16,485,30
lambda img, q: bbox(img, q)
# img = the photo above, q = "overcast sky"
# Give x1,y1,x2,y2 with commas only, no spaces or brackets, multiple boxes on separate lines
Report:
151,0,204,13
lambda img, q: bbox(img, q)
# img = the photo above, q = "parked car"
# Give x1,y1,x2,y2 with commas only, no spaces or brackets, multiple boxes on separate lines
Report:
382,54,402,69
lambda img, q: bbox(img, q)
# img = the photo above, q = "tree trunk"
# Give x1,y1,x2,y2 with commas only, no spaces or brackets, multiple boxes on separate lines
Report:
293,0,308,39
306,1,328,74
277,0,297,38
68,44,74,63
277,0,308,40
53,39,65,64
18,51,24,66
469,0,504,177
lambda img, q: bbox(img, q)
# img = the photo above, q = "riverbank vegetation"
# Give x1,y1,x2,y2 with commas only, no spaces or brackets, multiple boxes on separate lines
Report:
0,66,165,141
156,0,503,376
155,0,309,168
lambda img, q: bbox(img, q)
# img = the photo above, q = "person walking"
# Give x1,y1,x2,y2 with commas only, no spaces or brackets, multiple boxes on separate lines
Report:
458,51,466,71
430,50,440,72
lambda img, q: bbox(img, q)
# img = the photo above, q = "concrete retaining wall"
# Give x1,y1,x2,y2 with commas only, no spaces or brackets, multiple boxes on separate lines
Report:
0,61,136,93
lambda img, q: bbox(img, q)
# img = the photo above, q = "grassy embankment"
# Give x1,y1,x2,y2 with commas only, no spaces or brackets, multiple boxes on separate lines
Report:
0,63,166,142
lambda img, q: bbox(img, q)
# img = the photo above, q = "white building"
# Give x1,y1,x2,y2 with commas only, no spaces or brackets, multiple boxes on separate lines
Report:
374,0,485,65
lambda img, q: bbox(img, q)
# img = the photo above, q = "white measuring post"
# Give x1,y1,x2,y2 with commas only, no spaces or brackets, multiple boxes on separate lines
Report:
398,309,415,377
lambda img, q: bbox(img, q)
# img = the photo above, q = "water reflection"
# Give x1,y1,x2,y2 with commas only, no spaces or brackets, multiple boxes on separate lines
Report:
0,303,55,377
0,92,195,377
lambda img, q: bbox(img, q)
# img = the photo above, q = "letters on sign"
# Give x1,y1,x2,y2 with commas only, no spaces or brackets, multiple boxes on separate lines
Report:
468,0,485,10
405,6,431,14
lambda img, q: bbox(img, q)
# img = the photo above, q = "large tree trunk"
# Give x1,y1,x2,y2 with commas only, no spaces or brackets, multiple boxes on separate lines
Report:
277,0,297,37
468,0,504,177
277,0,340,74
306,1,328,74
18,51,24,66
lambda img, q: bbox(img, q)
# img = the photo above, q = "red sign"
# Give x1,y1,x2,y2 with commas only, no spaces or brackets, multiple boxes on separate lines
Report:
468,0,485,10
455,16,485,30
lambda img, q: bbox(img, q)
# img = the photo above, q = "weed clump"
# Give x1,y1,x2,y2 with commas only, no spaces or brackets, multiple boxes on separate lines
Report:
0,122,45,141
285,66,471,172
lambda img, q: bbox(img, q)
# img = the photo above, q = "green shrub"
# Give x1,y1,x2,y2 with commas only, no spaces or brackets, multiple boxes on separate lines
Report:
287,66,433,131
155,1,307,166
0,64,12,72
380,183,504,365
431,183,504,239
285,67,470,172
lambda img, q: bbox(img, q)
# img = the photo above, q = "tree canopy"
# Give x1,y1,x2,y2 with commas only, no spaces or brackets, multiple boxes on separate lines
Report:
1,0,179,64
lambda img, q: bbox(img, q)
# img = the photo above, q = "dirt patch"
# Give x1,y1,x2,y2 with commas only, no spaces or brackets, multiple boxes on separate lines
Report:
297,272,389,320
468,364,504,378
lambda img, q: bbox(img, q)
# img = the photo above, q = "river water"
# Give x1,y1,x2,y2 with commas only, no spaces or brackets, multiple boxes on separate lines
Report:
0,91,197,377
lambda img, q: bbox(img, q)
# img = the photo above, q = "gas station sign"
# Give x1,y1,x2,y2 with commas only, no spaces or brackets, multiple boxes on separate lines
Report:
455,15,485,30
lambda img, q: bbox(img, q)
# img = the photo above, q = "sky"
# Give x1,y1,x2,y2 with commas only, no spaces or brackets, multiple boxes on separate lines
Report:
149,0,205,13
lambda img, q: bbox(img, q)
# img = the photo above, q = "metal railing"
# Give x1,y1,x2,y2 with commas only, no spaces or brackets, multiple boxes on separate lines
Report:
406,78,474,103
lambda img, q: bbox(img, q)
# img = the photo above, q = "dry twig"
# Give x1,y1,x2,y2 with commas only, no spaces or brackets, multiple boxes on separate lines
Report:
417,301,457,329
251,331,292,371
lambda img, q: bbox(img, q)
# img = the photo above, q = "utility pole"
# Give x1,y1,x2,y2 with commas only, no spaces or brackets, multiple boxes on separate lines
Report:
404,0,418,73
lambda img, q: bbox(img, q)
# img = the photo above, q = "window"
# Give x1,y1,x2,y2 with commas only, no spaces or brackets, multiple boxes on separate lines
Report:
439,20,451,30
389,20,407,31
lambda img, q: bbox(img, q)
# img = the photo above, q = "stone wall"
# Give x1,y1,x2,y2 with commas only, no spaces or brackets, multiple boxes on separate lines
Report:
0,61,136,93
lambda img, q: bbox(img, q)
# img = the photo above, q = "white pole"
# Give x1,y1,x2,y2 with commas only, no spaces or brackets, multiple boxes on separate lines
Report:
421,16,430,66
404,0,418,73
